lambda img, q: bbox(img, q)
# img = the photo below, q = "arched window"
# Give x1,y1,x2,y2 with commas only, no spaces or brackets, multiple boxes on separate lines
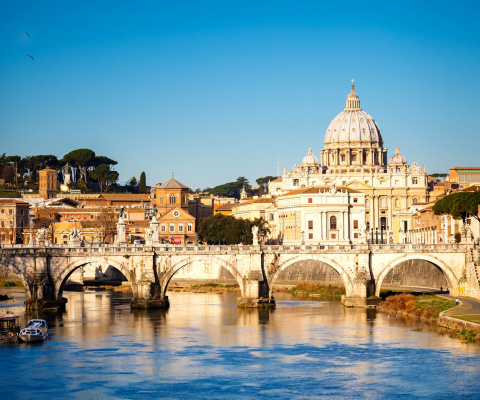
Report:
182,195,186,204
395,198,399,208
381,198,386,207
330,216,337,230
413,198,418,204
169,194,176,204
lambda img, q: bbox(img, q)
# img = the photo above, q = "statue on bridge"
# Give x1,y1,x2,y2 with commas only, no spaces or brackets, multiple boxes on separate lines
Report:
35,228,49,244
252,225,259,246
69,228,83,245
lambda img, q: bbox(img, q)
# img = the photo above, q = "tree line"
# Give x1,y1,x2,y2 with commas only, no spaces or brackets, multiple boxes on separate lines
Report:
0,149,148,194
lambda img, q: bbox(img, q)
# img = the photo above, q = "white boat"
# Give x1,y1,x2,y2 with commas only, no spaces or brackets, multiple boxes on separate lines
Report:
19,319,48,343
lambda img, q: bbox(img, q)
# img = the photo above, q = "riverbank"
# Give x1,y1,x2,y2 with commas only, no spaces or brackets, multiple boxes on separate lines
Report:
378,292,480,341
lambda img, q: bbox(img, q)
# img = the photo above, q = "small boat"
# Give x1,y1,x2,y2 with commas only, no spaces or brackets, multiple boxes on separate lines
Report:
0,313,20,345
19,319,48,343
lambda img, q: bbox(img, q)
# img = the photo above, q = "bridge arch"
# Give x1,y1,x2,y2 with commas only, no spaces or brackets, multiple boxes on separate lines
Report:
0,257,30,296
375,254,459,297
161,256,245,297
270,254,355,297
55,257,136,300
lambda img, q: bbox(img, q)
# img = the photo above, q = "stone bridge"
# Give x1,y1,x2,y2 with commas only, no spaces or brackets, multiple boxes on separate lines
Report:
0,243,477,311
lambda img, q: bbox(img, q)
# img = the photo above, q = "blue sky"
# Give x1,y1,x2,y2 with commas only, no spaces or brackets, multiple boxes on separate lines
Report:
1,1,479,189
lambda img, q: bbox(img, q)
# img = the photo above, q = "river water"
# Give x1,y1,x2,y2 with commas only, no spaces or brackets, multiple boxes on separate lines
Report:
1,287,480,399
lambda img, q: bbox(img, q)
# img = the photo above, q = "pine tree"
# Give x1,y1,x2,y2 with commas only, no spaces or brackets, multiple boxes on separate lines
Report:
139,171,147,194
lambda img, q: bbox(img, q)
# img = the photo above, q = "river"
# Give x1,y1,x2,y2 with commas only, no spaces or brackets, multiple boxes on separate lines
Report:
1,287,480,399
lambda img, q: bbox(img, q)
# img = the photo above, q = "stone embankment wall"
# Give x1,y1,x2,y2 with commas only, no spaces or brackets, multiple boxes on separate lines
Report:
276,260,342,284
438,312,480,335
382,260,448,289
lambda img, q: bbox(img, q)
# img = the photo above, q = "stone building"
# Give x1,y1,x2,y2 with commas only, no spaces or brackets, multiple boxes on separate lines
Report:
38,167,58,199
0,199,30,243
274,186,365,245
269,83,429,235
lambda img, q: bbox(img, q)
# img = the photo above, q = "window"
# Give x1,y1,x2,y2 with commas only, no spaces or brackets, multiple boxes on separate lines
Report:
413,198,418,204
0,209,4,215
293,179,299,186
308,233,313,239
308,198,313,203
20,209,24,215
159,196,163,204
169,224,175,232
21,220,24,228
381,198,386,207
395,198,399,208
161,224,166,232
8,221,13,227
353,198,358,203
412,177,418,184
330,216,337,230
169,194,176,204
9,209,12,215
182,195,186,204
365,200,369,207
354,220,358,229
308,221,313,229
352,155,357,162
341,155,345,162
0,221,4,228
354,233,359,239
178,224,183,232
396,167,400,173
187,224,192,232
366,222,370,231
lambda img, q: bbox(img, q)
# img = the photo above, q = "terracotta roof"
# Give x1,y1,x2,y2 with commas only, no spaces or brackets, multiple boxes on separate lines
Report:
450,167,480,170
280,186,361,196
99,194,150,201
271,178,282,182
234,198,276,206
0,199,30,205
215,203,236,211
158,177,189,189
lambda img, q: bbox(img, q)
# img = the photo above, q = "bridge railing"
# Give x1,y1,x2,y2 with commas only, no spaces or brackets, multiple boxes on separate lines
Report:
0,242,470,254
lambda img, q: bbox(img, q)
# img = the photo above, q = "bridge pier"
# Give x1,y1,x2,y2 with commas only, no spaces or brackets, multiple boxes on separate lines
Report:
130,282,170,309
237,279,276,309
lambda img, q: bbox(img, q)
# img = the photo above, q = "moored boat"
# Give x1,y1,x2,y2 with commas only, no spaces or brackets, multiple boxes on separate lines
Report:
19,319,48,343
0,313,20,345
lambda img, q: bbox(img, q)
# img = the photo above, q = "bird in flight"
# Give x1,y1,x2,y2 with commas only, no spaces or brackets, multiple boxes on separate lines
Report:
26,55,34,61
24,32,30,37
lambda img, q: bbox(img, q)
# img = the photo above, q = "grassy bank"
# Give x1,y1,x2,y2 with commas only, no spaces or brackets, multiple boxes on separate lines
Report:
170,282,241,293
276,283,345,297
0,280,24,288
378,293,455,322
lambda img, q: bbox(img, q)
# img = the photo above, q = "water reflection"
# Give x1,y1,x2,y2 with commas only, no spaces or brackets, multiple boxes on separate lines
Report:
1,287,480,399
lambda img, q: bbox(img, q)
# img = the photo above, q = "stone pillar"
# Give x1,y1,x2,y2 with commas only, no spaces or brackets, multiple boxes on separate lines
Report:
131,282,169,309
150,216,159,245
116,218,127,244
319,212,323,240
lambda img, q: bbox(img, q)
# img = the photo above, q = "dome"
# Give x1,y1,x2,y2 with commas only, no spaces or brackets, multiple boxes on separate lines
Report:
389,146,407,164
324,84,383,146
302,147,319,166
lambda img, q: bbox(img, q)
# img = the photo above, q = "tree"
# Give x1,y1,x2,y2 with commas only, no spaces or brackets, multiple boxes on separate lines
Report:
2,165,14,183
91,164,119,193
94,208,117,243
206,177,252,199
433,191,480,223
62,149,96,184
94,156,117,167
5,156,21,187
139,171,147,194
198,214,262,245
256,175,277,196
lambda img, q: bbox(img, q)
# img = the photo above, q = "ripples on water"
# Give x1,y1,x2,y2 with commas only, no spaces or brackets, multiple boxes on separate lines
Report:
1,287,480,399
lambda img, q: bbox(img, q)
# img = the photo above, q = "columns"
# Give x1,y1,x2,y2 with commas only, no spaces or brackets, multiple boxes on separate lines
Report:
370,196,374,231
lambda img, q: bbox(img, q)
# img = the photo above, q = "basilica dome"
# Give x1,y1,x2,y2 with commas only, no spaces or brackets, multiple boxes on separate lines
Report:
389,146,407,164
324,84,383,146
302,147,319,166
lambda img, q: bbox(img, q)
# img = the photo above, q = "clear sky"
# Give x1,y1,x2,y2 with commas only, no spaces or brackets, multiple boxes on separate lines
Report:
1,1,479,190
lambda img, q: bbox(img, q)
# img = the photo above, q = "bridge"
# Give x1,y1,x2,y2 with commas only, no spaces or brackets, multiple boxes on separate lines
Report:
0,243,478,311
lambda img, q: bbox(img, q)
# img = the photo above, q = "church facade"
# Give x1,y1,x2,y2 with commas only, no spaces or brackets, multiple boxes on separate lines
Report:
269,83,429,239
